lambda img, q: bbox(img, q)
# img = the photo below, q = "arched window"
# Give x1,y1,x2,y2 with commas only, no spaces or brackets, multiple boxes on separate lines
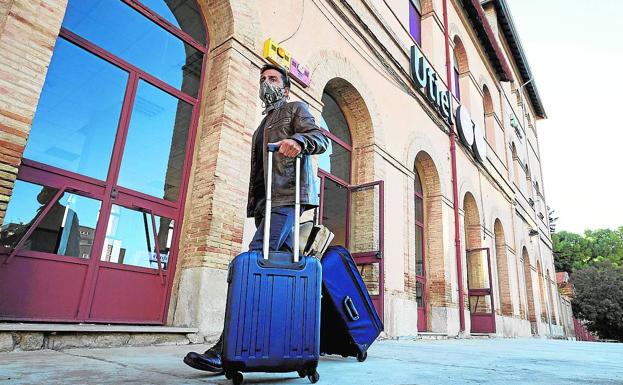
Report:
483,85,495,146
318,93,352,184
452,36,468,101
453,50,461,100
414,169,426,331
510,142,521,189
409,0,422,45
0,0,207,324
317,92,353,246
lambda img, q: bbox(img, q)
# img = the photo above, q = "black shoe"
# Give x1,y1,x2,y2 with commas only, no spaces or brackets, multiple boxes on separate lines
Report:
183,351,223,373
183,336,224,373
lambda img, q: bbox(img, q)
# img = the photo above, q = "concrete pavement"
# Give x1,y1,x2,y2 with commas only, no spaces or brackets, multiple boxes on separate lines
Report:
1,338,621,384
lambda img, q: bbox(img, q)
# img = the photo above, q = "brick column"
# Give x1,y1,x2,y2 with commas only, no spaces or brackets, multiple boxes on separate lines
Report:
0,0,67,224
170,41,260,338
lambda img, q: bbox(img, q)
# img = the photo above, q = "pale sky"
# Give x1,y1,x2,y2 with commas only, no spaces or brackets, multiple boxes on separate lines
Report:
507,0,623,234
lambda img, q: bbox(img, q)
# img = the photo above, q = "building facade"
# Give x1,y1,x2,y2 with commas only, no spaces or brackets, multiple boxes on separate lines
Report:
0,0,572,344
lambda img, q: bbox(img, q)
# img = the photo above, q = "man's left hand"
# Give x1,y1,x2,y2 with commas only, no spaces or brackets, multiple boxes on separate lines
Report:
272,139,302,158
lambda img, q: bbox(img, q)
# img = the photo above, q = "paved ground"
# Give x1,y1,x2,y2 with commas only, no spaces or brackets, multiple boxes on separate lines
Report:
1,338,622,385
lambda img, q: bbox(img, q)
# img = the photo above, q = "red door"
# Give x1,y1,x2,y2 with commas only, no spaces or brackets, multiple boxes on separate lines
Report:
317,173,385,322
467,247,496,333
347,181,385,322
0,1,207,324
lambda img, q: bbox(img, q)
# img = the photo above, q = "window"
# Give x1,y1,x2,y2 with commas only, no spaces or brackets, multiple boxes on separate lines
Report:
452,36,468,101
414,170,424,278
453,51,461,100
1,180,102,259
483,85,495,146
414,169,426,331
408,0,422,45
318,92,353,247
62,0,204,97
318,93,352,184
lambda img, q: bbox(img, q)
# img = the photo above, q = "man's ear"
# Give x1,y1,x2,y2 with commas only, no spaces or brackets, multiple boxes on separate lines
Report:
284,87,290,97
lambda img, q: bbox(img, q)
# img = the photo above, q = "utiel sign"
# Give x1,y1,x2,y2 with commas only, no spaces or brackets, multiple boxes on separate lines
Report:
410,45,452,125
410,45,487,163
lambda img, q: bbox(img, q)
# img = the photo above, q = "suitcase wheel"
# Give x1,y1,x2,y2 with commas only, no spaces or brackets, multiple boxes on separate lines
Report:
297,370,306,378
307,369,320,384
225,372,233,380
357,350,368,362
231,371,243,385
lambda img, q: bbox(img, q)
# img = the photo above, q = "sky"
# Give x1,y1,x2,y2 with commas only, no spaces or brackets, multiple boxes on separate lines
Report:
506,0,623,234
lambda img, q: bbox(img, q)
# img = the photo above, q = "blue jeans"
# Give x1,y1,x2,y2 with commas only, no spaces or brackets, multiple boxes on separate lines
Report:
248,206,297,252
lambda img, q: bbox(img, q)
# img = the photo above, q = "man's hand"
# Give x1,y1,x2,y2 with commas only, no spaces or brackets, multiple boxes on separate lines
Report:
271,139,302,158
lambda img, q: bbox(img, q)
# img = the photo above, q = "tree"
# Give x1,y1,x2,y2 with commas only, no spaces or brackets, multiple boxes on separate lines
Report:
583,228,623,268
571,263,623,341
552,227,623,272
552,231,589,273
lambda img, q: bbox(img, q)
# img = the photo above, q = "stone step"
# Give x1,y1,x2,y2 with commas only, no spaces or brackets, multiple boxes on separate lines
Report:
0,323,203,352
417,332,449,340
470,333,494,339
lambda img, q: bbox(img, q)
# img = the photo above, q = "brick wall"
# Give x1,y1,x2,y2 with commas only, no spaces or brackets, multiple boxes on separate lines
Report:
494,220,512,316
0,0,67,225
522,250,537,322
176,42,258,271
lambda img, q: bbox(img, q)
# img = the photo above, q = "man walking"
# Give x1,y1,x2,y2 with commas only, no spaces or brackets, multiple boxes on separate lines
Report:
183,64,328,373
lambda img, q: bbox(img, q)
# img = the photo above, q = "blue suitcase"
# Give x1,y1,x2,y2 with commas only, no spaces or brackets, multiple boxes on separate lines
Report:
320,246,383,362
222,145,321,385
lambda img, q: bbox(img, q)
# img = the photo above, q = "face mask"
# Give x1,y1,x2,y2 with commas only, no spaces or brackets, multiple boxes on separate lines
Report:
259,80,286,105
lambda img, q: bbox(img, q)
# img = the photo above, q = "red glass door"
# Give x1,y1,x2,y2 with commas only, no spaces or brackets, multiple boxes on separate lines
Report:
347,181,384,322
467,247,496,333
0,0,206,324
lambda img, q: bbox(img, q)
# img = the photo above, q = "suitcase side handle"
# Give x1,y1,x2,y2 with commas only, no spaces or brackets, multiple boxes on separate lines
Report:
265,143,301,263
343,296,360,321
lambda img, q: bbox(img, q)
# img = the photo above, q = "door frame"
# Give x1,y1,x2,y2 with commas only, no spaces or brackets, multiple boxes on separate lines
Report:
317,173,385,323
466,247,496,333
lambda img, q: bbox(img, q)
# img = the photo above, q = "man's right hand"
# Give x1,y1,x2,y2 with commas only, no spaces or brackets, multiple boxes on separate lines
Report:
270,139,302,158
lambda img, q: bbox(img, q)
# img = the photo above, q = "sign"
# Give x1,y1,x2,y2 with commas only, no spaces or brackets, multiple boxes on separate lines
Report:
263,38,311,87
263,38,291,69
409,45,487,163
456,105,487,162
148,251,169,265
289,57,311,87
410,45,452,125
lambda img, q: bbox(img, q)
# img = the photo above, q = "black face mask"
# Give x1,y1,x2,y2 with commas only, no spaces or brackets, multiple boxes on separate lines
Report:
259,80,286,105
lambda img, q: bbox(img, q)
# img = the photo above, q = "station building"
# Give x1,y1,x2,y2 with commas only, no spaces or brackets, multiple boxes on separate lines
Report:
0,0,573,348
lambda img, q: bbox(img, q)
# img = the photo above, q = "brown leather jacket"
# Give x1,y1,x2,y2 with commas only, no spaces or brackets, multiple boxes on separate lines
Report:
247,100,329,218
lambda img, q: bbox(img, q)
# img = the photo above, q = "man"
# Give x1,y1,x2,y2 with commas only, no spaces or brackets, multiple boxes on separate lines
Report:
183,64,328,373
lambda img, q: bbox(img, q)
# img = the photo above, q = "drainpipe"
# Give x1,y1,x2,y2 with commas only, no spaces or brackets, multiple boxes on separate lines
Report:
442,0,465,333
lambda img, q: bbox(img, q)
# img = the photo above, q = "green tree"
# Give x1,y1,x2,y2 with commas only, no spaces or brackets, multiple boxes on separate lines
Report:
552,231,589,272
571,263,623,341
552,227,623,272
583,227,623,268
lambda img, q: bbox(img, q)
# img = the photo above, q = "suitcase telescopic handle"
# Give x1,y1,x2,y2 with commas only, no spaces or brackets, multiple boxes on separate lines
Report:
343,296,360,321
265,143,301,262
